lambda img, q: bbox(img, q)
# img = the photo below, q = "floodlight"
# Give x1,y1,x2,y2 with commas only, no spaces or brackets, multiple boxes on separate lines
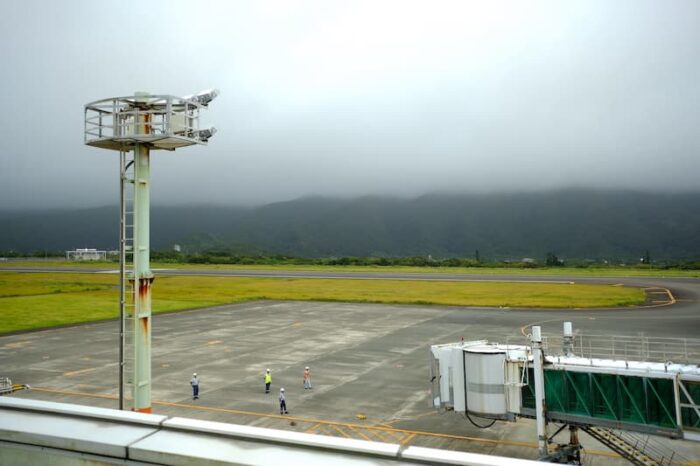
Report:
197,126,217,142
183,88,220,107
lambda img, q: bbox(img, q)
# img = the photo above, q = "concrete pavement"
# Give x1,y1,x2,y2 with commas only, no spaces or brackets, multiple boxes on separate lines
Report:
3,289,700,463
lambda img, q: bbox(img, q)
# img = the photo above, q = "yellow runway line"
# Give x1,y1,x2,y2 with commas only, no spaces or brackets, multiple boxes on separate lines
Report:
365,428,395,443
375,428,404,443
330,425,352,439
34,387,117,400
518,289,677,338
666,288,677,305
305,422,322,434
312,424,331,436
347,426,373,442
519,286,678,338
642,287,677,308
401,433,416,446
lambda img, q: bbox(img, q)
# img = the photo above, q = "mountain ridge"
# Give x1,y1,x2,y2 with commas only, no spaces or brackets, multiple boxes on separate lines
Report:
1,190,698,260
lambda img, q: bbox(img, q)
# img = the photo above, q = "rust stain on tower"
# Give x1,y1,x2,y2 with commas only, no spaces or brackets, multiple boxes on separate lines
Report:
139,316,149,333
138,277,154,299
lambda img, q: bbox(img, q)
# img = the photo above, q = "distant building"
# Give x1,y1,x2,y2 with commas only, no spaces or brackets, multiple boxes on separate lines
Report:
66,248,107,261
173,244,182,252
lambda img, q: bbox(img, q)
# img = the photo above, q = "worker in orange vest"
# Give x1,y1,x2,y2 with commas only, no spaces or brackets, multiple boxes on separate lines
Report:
303,366,312,390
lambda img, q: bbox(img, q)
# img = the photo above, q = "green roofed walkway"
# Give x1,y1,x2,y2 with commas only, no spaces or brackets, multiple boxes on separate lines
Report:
521,360,700,439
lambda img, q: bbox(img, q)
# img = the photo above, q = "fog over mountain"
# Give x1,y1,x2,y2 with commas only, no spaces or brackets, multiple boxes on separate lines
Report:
1,1,699,209
2,190,699,261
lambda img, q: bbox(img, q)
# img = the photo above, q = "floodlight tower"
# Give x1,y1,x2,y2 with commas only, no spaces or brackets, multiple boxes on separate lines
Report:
84,90,218,412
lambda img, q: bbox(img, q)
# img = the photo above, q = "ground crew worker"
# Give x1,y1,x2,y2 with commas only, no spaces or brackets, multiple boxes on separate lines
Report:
303,366,312,389
190,373,199,400
279,388,288,414
264,368,272,394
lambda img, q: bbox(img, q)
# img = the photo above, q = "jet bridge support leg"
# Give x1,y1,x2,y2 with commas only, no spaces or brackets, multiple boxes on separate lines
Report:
531,326,548,458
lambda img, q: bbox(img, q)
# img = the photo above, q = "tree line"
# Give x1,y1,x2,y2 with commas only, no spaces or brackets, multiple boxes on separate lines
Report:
3,248,700,270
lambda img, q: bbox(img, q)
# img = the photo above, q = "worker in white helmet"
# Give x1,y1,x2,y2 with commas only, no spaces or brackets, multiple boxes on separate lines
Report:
303,366,312,390
279,387,288,414
264,368,272,394
190,372,199,400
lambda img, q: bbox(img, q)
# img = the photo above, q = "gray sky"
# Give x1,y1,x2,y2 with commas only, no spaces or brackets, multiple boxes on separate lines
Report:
1,0,699,209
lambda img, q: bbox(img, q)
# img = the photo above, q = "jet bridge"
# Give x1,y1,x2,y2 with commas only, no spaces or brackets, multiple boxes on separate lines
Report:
430,325,700,464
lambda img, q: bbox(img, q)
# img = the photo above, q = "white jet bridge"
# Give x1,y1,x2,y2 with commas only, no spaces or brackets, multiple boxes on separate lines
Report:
430,324,700,465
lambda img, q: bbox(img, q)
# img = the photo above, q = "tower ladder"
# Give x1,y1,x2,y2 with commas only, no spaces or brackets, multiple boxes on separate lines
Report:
119,148,136,411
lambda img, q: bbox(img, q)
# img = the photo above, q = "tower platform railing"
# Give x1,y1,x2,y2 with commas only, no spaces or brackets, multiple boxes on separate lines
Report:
84,94,209,151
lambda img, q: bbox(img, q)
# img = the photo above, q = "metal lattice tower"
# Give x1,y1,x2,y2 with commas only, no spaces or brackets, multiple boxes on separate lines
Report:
84,90,218,412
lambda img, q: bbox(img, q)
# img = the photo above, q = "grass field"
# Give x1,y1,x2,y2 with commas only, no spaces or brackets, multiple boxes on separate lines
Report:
0,272,645,335
1,260,698,277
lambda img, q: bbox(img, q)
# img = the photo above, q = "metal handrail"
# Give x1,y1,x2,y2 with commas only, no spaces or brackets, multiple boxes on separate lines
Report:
609,427,688,465
541,334,700,365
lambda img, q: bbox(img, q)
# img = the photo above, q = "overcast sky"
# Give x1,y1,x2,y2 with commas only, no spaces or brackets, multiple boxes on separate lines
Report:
1,0,698,209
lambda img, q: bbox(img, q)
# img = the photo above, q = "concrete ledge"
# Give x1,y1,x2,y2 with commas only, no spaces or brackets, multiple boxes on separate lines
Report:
0,396,546,465
0,396,168,425
401,446,545,465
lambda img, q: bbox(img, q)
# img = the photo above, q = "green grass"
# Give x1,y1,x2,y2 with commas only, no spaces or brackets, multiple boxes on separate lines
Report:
0,272,646,335
0,273,114,298
1,260,698,277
